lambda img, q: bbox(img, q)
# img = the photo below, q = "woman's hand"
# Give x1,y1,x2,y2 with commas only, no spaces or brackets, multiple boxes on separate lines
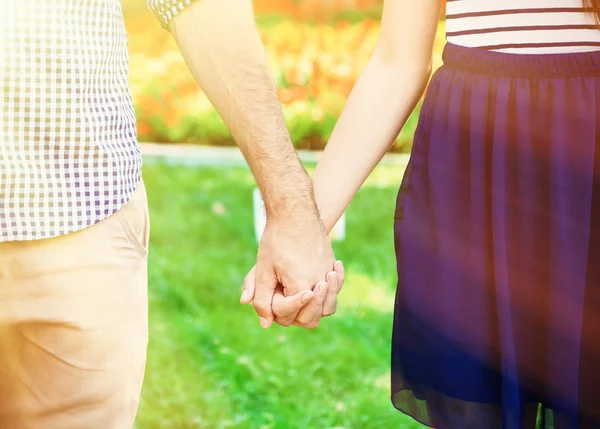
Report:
240,261,345,329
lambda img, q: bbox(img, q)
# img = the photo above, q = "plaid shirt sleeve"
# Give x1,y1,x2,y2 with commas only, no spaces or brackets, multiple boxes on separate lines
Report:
146,0,199,29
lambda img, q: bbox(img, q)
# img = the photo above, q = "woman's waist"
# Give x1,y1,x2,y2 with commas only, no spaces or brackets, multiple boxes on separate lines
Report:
440,42,600,78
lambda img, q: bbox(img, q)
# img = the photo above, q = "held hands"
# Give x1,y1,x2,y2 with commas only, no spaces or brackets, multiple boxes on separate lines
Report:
240,216,345,329
240,262,344,328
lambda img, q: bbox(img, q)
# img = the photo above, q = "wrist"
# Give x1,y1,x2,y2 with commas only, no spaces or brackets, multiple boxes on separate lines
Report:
262,174,319,219
312,193,343,235
265,194,320,224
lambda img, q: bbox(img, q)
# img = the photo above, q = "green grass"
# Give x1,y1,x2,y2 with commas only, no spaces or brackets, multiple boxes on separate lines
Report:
135,162,425,429
254,9,384,26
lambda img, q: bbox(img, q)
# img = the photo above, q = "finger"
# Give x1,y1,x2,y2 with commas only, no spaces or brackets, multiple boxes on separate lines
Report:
324,260,345,316
240,265,257,304
335,260,345,287
272,288,314,327
252,265,277,328
295,281,328,327
322,271,339,317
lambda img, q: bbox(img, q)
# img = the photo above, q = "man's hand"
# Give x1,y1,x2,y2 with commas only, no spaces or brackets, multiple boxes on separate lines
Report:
241,260,345,328
253,214,334,327
155,0,344,326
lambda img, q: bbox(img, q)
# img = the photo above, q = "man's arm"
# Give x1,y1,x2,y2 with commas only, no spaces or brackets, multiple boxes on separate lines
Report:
165,0,314,216
146,0,339,328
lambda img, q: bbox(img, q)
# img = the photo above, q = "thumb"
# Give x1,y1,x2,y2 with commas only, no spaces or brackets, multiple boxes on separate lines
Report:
253,263,277,328
240,265,257,304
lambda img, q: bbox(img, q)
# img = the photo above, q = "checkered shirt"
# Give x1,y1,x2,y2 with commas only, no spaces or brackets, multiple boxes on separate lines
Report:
0,0,195,242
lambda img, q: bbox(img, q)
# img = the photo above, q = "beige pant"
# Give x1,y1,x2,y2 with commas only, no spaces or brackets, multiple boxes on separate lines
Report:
0,181,150,429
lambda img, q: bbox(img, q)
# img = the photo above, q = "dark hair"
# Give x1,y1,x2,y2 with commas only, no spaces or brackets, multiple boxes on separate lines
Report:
583,0,600,24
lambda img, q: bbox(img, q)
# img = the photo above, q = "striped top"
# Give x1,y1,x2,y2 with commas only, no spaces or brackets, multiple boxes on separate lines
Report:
446,0,600,54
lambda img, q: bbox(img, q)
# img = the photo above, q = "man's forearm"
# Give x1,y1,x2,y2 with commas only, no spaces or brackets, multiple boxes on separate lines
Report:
169,0,317,219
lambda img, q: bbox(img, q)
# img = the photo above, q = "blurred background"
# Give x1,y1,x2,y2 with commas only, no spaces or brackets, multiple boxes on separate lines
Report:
124,1,446,428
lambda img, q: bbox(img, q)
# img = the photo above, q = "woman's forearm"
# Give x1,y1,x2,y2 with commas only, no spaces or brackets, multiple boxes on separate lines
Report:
312,59,431,232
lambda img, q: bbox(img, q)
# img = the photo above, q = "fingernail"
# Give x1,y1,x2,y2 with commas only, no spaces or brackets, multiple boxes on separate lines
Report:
337,261,344,272
259,317,270,329
301,291,313,303
240,289,249,302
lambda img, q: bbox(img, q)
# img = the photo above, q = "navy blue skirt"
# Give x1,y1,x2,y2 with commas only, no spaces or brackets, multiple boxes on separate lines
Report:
392,43,600,429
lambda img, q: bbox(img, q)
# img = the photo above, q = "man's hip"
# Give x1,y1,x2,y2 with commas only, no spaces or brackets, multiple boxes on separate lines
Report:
0,180,149,429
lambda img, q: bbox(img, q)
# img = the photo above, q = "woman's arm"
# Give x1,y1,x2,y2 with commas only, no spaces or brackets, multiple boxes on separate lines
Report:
312,0,442,232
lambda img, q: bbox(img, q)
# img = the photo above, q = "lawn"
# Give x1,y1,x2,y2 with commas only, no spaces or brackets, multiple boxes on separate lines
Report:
134,161,426,429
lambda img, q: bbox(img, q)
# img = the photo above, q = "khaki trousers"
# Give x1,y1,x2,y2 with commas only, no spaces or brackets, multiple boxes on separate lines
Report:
0,181,149,429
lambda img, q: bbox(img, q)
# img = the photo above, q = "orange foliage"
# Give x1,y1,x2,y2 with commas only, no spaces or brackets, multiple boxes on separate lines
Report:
126,13,446,149
252,0,447,18
253,0,382,19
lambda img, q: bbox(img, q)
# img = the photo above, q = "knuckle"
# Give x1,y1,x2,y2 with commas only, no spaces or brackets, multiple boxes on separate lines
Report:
276,318,293,327
307,320,321,329
252,301,267,313
295,316,309,325
271,301,283,314
295,314,312,325
296,312,321,328
273,308,293,319
323,305,337,317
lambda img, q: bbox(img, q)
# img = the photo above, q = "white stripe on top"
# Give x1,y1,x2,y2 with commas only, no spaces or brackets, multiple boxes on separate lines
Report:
446,0,600,54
